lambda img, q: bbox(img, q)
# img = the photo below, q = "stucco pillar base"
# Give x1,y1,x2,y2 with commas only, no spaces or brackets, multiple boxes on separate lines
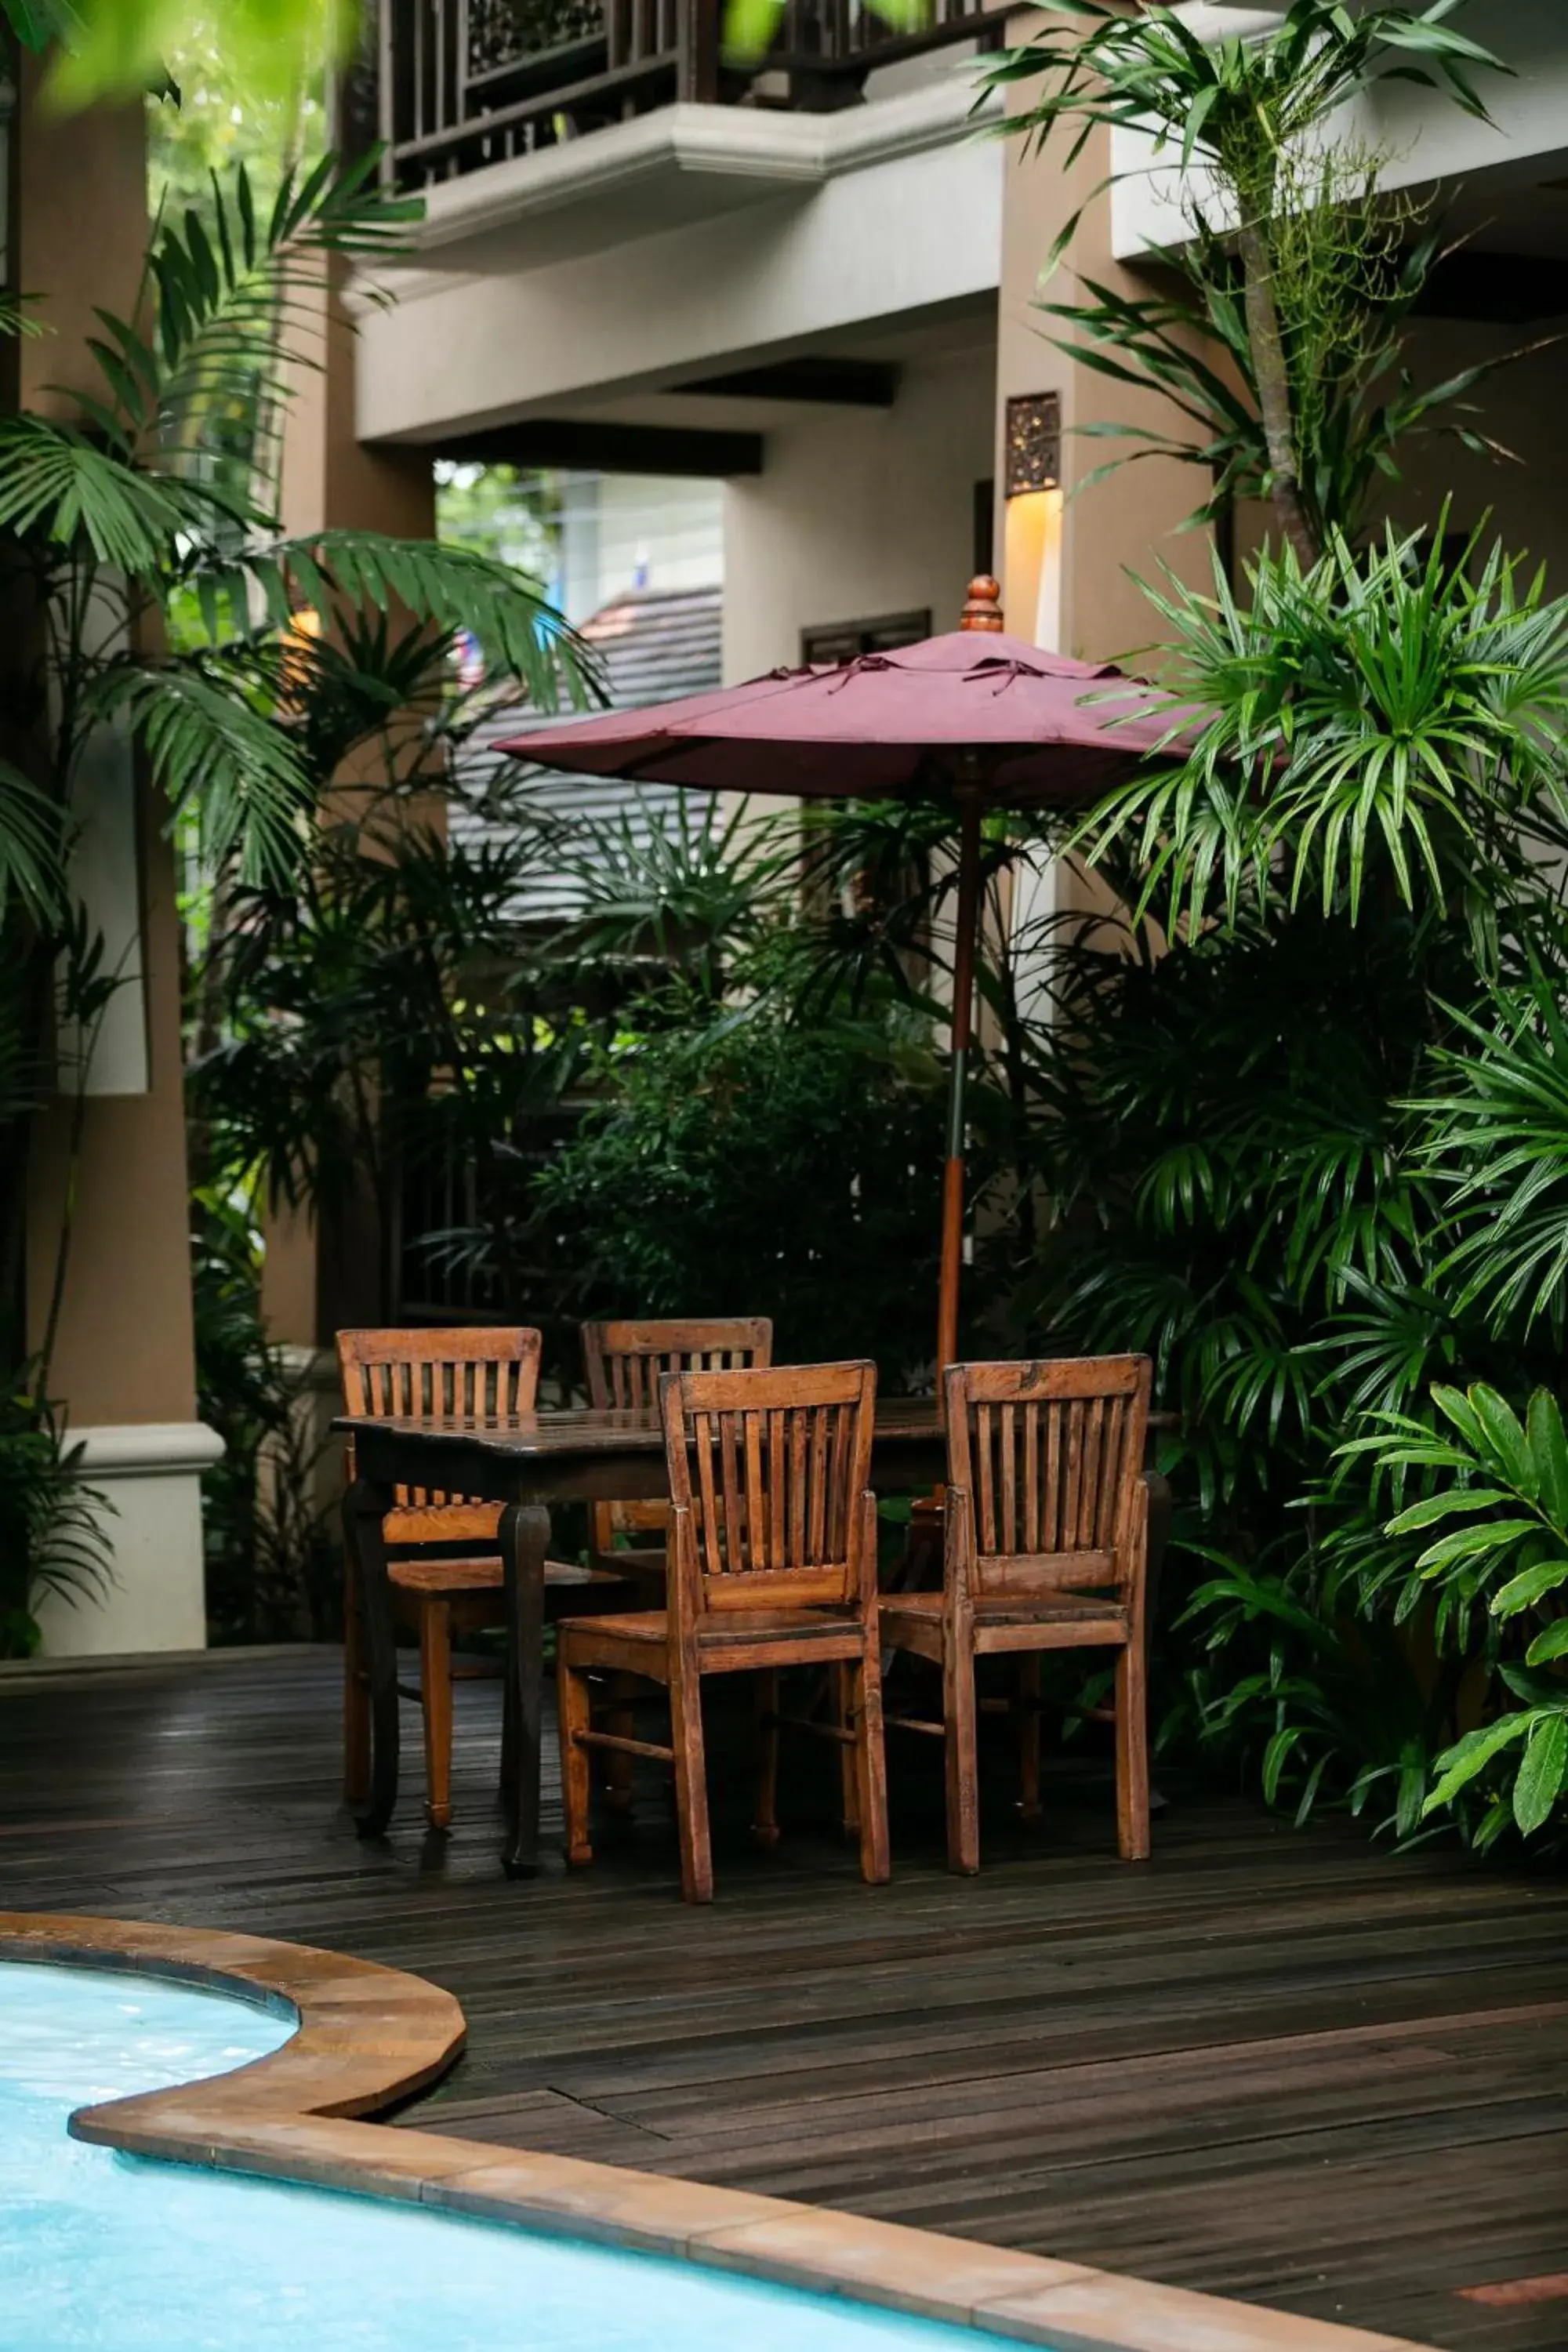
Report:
34,1424,224,1659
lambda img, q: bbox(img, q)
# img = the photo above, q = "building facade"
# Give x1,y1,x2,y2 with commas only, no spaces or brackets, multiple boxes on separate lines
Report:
15,0,1568,1651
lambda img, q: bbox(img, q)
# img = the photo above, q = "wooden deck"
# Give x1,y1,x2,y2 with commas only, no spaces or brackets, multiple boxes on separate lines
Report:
3,1643,1566,2351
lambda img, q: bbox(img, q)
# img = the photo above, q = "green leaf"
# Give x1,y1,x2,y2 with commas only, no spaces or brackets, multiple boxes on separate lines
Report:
1471,1385,1537,1495
0,416,191,568
3,0,84,52
42,0,359,112
1513,1713,1568,1836
1384,1487,1509,1535
85,661,314,884
1528,1390,1568,1528
1492,1561,1568,1621
1261,1722,1303,1804
1526,1621,1568,1667
723,0,779,60
0,762,67,924
1414,1519,1542,1573
212,531,597,714
1424,1711,1533,1812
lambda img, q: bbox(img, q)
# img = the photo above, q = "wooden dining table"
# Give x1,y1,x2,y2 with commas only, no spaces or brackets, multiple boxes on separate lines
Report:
336,1399,1173,1877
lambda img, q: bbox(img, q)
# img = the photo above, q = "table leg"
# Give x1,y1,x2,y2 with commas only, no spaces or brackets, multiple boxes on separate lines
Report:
499,1499,549,1879
346,1476,400,1838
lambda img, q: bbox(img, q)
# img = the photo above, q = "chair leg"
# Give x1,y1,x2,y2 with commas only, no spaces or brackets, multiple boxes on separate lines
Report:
603,1671,637,1817
419,1599,455,1831
850,1646,891,1886
835,1661,860,1839
1114,1634,1152,1862
1017,1651,1044,1827
752,1668,781,1849
342,1544,371,1809
943,1619,981,1875
557,1647,595,1867
669,1666,714,1904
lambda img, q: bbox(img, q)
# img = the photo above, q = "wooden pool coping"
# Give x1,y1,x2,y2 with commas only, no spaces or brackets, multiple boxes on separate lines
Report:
0,1910,1432,2352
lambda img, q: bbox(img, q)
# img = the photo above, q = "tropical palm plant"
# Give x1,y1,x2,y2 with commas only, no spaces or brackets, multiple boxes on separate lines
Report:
0,147,590,1647
1009,505,1568,1840
985,1,1517,557
1079,525,1568,946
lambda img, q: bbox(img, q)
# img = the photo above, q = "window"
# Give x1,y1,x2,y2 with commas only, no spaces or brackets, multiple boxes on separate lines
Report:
800,610,931,666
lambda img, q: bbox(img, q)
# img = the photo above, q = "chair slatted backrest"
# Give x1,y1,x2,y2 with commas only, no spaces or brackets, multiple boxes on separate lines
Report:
944,1356,1152,1598
583,1319,774,1546
583,1317,774,1409
660,1360,876,1615
336,1327,541,1508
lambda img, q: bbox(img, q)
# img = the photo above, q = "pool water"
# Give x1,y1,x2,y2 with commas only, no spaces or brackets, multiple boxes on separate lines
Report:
0,1960,1004,2351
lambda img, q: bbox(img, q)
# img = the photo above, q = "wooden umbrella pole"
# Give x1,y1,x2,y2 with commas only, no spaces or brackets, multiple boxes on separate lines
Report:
936,787,983,1383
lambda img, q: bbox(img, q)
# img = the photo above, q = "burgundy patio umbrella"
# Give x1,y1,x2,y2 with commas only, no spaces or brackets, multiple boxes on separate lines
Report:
503,578,1182,1378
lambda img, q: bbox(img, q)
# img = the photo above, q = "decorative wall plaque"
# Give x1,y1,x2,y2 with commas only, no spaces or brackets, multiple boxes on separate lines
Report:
1004,391,1062,497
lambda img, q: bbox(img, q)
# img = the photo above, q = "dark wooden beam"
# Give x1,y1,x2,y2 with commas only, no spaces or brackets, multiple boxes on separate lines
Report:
425,419,764,477
674,357,900,407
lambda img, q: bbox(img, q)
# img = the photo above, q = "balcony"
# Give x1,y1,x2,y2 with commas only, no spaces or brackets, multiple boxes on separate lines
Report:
365,0,1011,191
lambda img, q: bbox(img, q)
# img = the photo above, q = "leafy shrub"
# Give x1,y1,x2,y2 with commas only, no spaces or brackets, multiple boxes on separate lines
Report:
538,991,947,1386
1352,1386,1568,1845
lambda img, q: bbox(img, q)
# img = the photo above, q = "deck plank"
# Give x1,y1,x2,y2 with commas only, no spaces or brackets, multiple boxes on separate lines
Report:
2,1643,1566,2351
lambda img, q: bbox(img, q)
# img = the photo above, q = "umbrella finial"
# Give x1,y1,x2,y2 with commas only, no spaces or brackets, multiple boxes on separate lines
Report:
959,575,1004,633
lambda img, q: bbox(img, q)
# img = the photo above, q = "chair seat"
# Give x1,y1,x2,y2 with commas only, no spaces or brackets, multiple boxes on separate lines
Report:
880,1589,1130,1659
388,1556,618,1596
558,1604,869,1678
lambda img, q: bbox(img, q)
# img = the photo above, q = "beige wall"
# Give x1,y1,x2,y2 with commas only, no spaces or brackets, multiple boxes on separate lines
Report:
16,57,198,1428
722,343,996,681
1383,321,1568,587
994,11,1218,947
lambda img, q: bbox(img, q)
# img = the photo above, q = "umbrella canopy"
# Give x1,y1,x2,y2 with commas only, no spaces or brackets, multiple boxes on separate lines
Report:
507,602,1177,803
503,579,1180,1379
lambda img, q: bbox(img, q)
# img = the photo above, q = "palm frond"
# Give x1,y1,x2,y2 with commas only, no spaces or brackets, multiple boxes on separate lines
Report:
89,154,421,481
84,661,314,882
0,416,229,568
206,530,599,712
0,762,68,925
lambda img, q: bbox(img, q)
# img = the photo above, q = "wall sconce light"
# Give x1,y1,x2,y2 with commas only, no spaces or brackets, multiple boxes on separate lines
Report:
1002,393,1064,652
1004,391,1062,499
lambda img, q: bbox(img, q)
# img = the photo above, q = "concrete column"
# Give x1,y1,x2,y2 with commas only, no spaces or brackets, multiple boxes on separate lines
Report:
15,59,220,1656
262,260,437,1362
994,6,1218,949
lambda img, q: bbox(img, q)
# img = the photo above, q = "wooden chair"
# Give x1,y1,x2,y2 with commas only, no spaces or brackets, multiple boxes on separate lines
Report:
556,1359,891,1902
337,1326,622,1831
581,1318,773,1599
880,1356,1152,1875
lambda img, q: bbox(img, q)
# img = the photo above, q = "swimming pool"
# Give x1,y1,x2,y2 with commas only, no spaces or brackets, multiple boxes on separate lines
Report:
0,1959,1022,2352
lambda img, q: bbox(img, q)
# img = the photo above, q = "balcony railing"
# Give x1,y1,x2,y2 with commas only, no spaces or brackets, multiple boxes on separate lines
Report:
365,0,1011,190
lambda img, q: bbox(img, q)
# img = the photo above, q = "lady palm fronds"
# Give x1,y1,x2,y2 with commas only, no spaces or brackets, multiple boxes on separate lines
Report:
1081,526,1568,942
1411,979,1568,1338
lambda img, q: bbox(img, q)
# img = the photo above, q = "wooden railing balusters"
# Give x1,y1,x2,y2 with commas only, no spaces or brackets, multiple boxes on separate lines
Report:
374,0,1012,188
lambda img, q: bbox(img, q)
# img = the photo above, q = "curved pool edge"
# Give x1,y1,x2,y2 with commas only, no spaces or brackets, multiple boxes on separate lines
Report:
0,1911,1429,2352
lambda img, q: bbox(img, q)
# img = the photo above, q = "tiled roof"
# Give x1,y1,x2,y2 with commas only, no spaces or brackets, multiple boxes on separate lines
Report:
452,583,722,924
